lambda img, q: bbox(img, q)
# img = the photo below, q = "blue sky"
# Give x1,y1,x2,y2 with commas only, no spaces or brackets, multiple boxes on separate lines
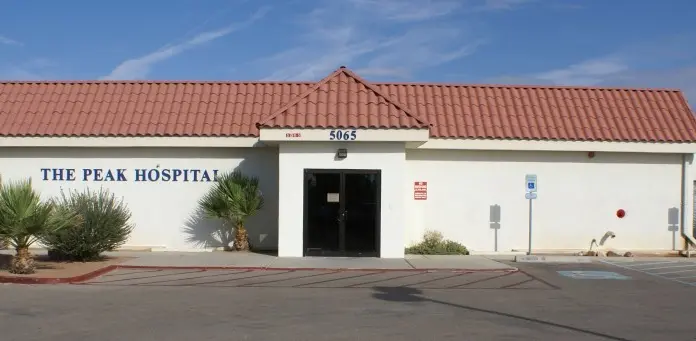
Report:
1,0,695,104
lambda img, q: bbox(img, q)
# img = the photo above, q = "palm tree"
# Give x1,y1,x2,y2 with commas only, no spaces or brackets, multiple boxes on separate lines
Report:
198,170,264,251
0,177,80,274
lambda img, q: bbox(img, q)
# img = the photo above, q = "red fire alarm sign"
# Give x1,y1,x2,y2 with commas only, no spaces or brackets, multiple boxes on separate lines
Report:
414,181,427,200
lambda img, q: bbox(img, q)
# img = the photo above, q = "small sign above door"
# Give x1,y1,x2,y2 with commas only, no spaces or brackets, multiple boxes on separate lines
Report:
327,193,340,203
414,181,427,200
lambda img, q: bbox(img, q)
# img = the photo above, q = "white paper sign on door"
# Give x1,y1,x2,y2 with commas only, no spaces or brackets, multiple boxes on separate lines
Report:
327,193,340,202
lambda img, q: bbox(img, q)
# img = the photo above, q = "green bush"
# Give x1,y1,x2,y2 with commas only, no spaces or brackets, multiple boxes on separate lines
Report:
41,188,134,261
405,230,469,255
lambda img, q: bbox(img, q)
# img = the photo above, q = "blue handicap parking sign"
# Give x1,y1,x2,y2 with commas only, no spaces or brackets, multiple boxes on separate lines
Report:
525,174,537,192
557,271,631,280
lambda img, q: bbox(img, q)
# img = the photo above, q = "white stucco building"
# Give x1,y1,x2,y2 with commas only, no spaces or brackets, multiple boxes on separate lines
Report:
1,66,696,258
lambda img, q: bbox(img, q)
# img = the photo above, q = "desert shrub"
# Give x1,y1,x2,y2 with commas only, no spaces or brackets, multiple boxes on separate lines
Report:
198,170,264,251
41,188,134,261
405,230,469,255
0,177,80,273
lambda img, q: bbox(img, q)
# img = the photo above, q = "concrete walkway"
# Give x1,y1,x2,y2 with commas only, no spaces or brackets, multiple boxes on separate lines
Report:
100,251,516,271
2,249,516,271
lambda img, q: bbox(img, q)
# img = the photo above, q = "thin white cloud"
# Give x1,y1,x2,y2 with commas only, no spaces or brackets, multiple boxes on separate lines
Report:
487,40,696,108
550,1,585,10
534,61,696,108
0,58,58,80
254,1,482,81
346,0,462,21
358,28,485,79
0,34,22,46
259,36,392,81
101,7,270,80
482,0,535,10
0,66,42,79
534,57,629,85
353,67,412,78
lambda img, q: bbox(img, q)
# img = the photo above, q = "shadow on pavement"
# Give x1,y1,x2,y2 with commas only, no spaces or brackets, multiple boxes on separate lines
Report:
371,287,633,341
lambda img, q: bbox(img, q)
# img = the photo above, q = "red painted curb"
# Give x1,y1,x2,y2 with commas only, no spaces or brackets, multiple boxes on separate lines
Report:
0,265,119,285
1,264,519,284
116,265,519,273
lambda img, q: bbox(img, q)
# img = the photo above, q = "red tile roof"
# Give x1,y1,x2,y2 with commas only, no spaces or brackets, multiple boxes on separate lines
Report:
257,67,429,130
1,66,695,142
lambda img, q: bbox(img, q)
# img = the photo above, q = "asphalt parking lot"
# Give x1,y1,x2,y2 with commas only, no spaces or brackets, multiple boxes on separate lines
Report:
1,261,695,341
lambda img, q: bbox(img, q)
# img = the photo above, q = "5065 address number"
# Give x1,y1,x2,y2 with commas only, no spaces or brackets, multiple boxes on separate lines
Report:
329,129,357,141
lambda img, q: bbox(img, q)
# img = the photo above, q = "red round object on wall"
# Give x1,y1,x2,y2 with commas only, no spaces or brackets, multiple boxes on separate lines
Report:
616,209,626,218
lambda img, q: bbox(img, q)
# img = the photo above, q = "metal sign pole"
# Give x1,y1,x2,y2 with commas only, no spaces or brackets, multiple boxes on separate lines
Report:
489,205,501,253
528,198,533,255
524,174,537,256
495,228,498,252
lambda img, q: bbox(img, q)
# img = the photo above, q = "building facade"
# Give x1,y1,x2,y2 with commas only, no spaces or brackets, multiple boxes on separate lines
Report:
2,66,696,258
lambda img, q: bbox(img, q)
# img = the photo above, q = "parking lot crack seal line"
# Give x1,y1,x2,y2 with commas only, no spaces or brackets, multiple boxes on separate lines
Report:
499,278,535,289
293,271,385,287
173,270,296,287
92,269,205,284
447,271,516,289
419,296,634,341
346,271,427,288
116,269,254,286
239,271,341,287
405,272,467,287
517,270,561,290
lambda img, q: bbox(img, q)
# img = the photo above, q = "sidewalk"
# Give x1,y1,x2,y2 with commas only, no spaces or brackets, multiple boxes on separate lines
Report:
1,249,517,284
107,251,517,271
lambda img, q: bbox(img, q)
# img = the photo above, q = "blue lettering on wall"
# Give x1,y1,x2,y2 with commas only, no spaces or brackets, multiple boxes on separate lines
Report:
40,168,219,183
41,168,77,181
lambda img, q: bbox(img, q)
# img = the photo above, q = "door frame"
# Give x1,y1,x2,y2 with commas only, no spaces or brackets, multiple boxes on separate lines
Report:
302,168,382,257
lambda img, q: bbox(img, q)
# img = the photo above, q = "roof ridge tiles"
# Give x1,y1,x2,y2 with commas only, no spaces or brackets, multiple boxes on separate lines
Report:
1,66,695,142
1,80,684,93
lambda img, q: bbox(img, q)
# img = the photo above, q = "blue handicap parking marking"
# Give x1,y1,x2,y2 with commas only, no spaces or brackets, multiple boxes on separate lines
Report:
557,271,631,280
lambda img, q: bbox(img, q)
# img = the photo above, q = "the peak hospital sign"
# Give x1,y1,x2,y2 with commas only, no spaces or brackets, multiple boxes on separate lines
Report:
39,167,220,183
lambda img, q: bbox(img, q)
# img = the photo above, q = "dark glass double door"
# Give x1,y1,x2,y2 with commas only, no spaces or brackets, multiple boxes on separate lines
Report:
303,169,381,257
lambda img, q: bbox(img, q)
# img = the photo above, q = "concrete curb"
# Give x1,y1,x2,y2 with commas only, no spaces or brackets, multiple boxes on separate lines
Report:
1,264,519,284
116,265,519,273
514,255,593,263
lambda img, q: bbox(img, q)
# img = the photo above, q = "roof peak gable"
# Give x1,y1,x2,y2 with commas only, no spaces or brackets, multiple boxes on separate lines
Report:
256,66,430,128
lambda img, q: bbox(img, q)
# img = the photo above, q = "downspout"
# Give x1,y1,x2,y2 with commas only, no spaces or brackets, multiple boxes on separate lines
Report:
680,154,696,257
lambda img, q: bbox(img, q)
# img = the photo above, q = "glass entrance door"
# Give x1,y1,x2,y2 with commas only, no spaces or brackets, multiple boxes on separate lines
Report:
303,169,381,257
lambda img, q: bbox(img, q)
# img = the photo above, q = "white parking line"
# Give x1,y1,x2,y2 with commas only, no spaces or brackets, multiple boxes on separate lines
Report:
626,261,681,267
653,268,696,275
672,274,696,279
640,263,696,271
599,260,696,287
